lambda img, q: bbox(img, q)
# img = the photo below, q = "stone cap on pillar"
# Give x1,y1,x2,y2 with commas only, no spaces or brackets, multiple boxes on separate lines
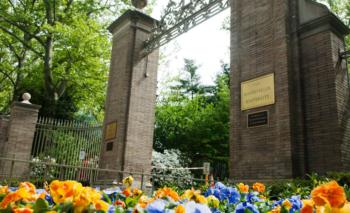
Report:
11,102,41,112
108,9,158,35
299,0,350,38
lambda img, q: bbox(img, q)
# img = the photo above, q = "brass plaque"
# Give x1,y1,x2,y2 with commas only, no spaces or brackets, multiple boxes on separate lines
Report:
105,121,117,141
241,73,275,111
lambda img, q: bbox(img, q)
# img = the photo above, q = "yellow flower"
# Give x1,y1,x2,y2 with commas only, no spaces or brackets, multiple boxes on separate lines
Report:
133,188,143,197
49,180,83,204
175,205,185,213
252,182,265,193
270,205,281,213
238,183,249,193
19,182,36,194
195,195,207,204
181,188,201,200
0,186,8,195
93,200,109,212
207,195,220,208
122,176,134,188
339,202,350,213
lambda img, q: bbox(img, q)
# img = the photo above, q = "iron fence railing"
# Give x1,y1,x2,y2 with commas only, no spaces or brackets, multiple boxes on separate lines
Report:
0,157,208,193
31,117,102,179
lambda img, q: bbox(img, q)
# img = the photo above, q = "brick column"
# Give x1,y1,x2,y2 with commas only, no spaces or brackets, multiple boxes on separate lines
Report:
99,10,159,179
229,0,350,181
298,1,350,173
0,116,9,152
230,0,295,181
1,101,41,177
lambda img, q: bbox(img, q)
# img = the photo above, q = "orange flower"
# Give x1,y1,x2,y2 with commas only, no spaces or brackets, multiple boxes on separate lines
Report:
252,182,265,193
238,183,249,193
1,192,21,208
156,187,180,201
138,195,154,208
175,205,185,213
13,207,33,213
115,200,126,208
301,199,314,213
122,188,131,197
311,181,346,208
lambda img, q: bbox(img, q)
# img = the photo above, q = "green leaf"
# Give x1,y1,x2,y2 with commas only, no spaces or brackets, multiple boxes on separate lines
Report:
0,205,12,213
33,198,49,213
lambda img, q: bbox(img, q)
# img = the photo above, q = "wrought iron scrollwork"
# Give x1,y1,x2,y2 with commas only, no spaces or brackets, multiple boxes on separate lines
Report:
144,0,230,53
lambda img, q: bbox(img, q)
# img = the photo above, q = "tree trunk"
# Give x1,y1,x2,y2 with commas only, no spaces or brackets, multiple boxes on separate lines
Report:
44,34,55,99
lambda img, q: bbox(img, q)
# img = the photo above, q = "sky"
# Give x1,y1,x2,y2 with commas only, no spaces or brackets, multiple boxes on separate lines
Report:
151,1,230,87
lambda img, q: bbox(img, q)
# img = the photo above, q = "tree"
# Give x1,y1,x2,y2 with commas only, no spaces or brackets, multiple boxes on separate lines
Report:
154,61,230,178
170,59,203,100
0,0,137,119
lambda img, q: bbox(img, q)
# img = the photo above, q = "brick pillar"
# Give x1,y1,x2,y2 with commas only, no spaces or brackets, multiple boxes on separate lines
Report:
229,0,350,181
298,1,350,173
230,0,295,181
0,116,10,152
99,10,159,179
1,101,40,177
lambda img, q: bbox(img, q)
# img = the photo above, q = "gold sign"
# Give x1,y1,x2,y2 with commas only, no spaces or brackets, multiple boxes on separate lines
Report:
105,121,117,141
241,73,275,111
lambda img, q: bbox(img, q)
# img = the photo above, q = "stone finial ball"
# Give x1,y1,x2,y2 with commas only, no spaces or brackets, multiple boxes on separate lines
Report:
132,0,148,9
22,93,31,101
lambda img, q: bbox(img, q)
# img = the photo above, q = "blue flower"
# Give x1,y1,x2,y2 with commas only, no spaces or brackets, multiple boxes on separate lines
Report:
289,196,302,213
146,199,167,213
215,182,226,191
184,201,212,213
211,208,223,213
108,205,116,213
246,192,263,203
235,202,259,213
226,187,240,204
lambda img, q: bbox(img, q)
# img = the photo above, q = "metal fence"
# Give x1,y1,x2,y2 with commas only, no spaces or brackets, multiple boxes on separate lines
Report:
31,117,102,180
0,157,208,194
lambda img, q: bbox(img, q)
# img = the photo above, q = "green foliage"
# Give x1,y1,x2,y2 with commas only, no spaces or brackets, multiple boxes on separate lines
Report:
154,60,230,178
267,173,350,200
33,198,50,213
0,0,138,120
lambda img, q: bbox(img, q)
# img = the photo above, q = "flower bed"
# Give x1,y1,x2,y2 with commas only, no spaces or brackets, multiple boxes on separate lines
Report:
0,176,348,213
